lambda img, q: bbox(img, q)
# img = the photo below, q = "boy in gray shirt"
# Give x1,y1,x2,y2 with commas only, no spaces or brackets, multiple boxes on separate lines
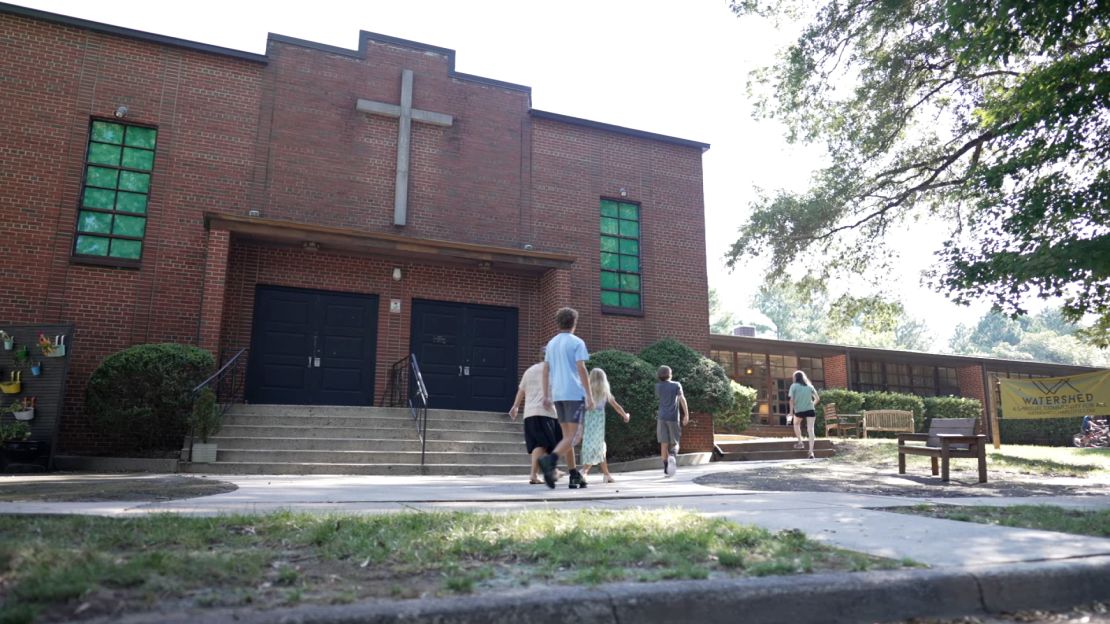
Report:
655,365,689,477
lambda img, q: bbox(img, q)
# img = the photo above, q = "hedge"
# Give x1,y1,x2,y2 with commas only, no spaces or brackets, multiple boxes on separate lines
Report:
921,396,983,430
638,339,734,416
999,416,1085,446
716,381,756,433
585,350,660,461
86,343,215,451
815,388,863,436
862,391,927,434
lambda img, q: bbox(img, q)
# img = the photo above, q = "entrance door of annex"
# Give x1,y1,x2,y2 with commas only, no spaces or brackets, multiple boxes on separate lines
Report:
410,300,518,412
245,285,378,406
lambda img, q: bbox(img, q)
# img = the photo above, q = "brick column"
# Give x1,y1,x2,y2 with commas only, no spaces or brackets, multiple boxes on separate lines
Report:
683,412,715,453
824,354,849,388
197,229,230,356
537,268,571,351
957,364,988,433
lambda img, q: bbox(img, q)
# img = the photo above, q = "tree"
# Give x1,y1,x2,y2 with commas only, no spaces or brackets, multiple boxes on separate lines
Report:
948,308,1110,366
708,288,739,334
753,277,931,350
727,0,1110,348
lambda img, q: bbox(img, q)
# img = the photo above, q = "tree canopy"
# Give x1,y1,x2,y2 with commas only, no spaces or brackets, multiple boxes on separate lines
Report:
727,0,1110,347
949,308,1110,366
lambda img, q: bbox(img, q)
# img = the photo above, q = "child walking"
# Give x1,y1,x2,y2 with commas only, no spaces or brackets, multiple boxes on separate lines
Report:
656,365,689,477
789,370,820,459
539,307,594,490
579,368,631,484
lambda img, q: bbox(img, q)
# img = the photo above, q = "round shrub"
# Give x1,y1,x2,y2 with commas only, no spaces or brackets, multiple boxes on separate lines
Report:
586,349,659,461
638,338,734,416
86,343,215,451
716,381,757,432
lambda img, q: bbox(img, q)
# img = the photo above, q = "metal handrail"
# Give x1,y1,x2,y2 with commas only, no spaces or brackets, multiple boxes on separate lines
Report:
384,354,430,466
187,348,247,461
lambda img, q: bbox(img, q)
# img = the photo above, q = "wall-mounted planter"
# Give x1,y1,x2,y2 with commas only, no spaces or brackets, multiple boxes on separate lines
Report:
39,335,66,358
12,408,33,421
2,338,12,351
0,372,21,395
30,363,41,377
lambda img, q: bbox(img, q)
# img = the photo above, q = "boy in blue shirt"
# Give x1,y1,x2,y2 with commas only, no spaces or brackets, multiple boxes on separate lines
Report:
539,307,594,489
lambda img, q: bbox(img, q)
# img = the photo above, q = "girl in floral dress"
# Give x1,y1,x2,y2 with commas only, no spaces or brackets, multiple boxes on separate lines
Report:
579,367,630,484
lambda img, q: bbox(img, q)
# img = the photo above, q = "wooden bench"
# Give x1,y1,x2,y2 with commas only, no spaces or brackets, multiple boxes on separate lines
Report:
823,403,860,438
897,418,987,483
860,409,915,438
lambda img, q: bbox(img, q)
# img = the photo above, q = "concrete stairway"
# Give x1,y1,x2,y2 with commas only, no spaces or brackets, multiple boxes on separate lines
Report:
180,404,529,476
715,438,836,461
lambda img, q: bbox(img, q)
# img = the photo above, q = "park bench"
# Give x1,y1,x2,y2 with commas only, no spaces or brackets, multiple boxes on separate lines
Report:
897,417,987,483
860,409,916,438
822,403,859,438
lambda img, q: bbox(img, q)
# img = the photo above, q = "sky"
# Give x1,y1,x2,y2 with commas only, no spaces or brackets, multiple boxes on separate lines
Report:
11,0,997,349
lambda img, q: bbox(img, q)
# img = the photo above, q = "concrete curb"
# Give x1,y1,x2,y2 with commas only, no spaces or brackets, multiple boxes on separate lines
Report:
88,555,1110,624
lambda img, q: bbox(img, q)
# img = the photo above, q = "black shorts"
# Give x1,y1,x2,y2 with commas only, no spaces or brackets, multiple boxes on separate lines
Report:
524,416,563,454
795,410,816,420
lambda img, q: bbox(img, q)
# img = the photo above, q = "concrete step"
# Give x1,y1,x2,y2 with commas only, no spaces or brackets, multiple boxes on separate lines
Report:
717,448,836,461
223,414,521,433
716,439,835,453
213,436,525,454
230,405,515,424
218,424,418,441
180,461,529,476
216,449,524,465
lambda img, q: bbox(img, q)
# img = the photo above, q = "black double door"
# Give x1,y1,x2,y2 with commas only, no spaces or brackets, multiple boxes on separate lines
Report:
410,300,518,412
245,286,378,406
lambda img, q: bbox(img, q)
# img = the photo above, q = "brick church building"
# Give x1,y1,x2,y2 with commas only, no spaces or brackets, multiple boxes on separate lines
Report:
0,4,711,454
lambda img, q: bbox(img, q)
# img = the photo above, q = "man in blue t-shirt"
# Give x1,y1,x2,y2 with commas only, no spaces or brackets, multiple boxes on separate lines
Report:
538,307,594,490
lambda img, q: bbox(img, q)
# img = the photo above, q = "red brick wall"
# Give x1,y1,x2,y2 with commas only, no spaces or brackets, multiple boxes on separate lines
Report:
824,354,849,388
1,11,711,453
0,13,263,452
957,364,988,432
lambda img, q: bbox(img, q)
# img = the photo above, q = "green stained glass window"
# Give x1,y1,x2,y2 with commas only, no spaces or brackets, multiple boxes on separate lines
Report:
75,235,109,256
599,198,642,311
75,120,157,261
78,211,112,234
88,143,121,166
109,239,142,259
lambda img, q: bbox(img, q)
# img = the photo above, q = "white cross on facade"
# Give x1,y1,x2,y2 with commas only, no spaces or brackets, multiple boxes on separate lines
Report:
356,69,454,226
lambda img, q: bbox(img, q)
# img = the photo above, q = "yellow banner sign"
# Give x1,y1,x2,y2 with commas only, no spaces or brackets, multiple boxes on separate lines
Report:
999,370,1110,419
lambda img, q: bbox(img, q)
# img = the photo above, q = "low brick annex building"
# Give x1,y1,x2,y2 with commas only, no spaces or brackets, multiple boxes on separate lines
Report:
0,4,713,454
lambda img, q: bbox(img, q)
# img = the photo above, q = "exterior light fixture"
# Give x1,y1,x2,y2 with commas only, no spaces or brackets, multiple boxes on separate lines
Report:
392,267,402,281
114,105,128,118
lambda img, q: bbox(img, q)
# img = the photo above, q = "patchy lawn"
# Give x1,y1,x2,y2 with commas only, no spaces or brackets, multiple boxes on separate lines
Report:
887,504,1110,538
0,509,907,623
696,440,1110,498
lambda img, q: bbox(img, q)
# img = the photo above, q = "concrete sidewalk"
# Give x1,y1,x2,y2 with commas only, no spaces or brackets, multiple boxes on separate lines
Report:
5,460,1110,622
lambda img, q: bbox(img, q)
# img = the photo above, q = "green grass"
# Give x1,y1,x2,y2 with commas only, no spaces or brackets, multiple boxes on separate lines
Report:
893,504,1110,538
829,439,1110,477
0,509,905,623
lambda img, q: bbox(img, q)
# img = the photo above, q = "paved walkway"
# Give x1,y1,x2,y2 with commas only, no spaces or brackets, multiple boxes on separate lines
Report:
4,459,1110,570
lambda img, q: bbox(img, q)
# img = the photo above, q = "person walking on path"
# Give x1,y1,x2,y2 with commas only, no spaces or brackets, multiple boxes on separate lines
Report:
579,367,631,484
508,348,564,485
539,307,594,490
789,370,821,459
656,365,688,477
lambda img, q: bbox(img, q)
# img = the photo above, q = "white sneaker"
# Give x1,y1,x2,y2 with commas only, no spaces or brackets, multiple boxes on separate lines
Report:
665,455,676,477
793,442,805,449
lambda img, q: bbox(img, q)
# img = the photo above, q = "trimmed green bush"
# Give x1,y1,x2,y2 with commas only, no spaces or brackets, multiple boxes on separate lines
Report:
716,382,757,433
922,396,983,430
586,350,659,461
815,388,864,436
862,391,927,433
190,388,221,443
86,343,215,451
1000,416,1085,446
638,339,734,416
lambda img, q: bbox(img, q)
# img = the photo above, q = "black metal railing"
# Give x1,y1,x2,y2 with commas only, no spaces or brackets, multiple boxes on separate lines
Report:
187,348,247,461
384,354,430,465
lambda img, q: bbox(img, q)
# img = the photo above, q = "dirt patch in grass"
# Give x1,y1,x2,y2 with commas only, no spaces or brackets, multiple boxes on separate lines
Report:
695,441,1110,498
0,474,237,502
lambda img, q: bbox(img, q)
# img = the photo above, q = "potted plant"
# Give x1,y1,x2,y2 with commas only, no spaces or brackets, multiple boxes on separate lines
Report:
189,388,221,463
30,361,41,377
0,371,21,395
0,420,45,470
6,397,35,421
38,333,66,358
11,345,29,368
1,331,11,351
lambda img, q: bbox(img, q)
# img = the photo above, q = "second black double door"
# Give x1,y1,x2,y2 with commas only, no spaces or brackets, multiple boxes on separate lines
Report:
410,300,518,412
